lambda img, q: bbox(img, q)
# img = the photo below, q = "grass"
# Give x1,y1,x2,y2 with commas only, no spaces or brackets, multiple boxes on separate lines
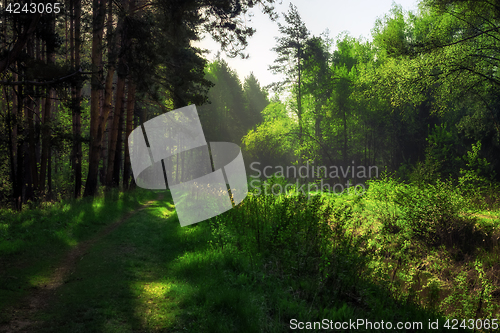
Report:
199,176,500,331
27,192,281,332
1,177,499,332
348,178,500,323
0,188,157,318
26,190,442,332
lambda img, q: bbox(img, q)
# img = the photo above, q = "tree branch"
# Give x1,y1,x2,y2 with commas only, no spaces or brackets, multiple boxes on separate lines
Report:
0,13,42,73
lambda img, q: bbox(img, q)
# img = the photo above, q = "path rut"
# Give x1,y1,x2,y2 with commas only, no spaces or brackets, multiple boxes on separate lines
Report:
0,195,162,333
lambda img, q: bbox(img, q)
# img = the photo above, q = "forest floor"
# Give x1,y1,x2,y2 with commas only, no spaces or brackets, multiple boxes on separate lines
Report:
0,192,276,332
1,187,499,332
0,194,164,333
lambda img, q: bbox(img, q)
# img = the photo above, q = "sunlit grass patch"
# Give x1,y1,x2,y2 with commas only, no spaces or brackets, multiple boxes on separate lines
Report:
132,280,195,331
27,268,54,288
472,210,500,223
171,249,226,276
142,281,173,298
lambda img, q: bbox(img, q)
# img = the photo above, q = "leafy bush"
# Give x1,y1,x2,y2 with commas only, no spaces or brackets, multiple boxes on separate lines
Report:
458,141,499,209
209,189,371,316
367,175,479,252
364,174,405,234
409,123,460,185
395,181,467,247
442,260,498,319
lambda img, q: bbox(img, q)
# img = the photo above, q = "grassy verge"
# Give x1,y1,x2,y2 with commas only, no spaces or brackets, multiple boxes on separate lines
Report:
30,191,442,332
198,176,500,331
0,188,157,318
31,192,283,332
2,177,499,332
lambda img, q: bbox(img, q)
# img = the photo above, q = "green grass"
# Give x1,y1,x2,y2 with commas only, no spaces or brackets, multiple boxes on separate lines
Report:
200,176,499,331
0,188,157,316
25,191,440,332
1,177,499,332
29,192,280,332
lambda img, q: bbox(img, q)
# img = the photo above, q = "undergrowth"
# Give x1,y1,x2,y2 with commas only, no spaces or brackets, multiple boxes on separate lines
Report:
207,174,500,330
1,175,499,331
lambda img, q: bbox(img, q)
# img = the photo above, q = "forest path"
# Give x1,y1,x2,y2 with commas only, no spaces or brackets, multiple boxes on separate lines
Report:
0,193,164,333
1,192,265,333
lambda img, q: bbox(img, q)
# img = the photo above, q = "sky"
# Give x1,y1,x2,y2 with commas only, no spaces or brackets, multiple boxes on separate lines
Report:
194,0,420,89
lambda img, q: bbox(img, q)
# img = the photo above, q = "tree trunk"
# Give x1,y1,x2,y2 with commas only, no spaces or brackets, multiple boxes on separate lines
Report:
40,13,56,197
106,0,134,188
39,13,55,197
48,144,52,198
4,84,19,210
26,38,37,200
297,43,304,180
84,0,107,197
100,0,119,183
14,75,24,210
113,97,125,187
73,0,83,198
123,82,136,190
339,93,348,165
106,72,126,187
39,84,51,195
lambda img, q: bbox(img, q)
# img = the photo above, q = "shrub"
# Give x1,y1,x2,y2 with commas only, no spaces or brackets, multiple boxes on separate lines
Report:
395,181,464,246
458,141,499,209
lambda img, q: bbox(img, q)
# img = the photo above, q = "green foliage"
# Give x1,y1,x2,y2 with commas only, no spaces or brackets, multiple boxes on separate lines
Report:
199,58,247,143
243,72,268,128
459,141,500,208
199,58,269,145
206,187,444,325
442,260,498,319
460,142,493,187
267,3,309,93
4,1,500,329
372,4,411,57
395,181,468,247
363,175,500,321
409,123,460,184
3,176,500,330
242,101,296,167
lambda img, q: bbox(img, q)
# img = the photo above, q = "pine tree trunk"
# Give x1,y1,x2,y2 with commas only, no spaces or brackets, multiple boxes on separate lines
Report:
73,0,83,198
39,11,55,197
113,97,125,187
100,0,119,182
123,82,136,190
84,0,107,197
39,12,55,197
26,37,37,200
14,74,24,210
106,72,126,187
4,82,18,210
105,0,133,188
39,85,51,195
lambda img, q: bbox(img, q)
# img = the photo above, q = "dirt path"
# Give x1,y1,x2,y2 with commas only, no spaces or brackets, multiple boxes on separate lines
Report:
0,195,162,333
